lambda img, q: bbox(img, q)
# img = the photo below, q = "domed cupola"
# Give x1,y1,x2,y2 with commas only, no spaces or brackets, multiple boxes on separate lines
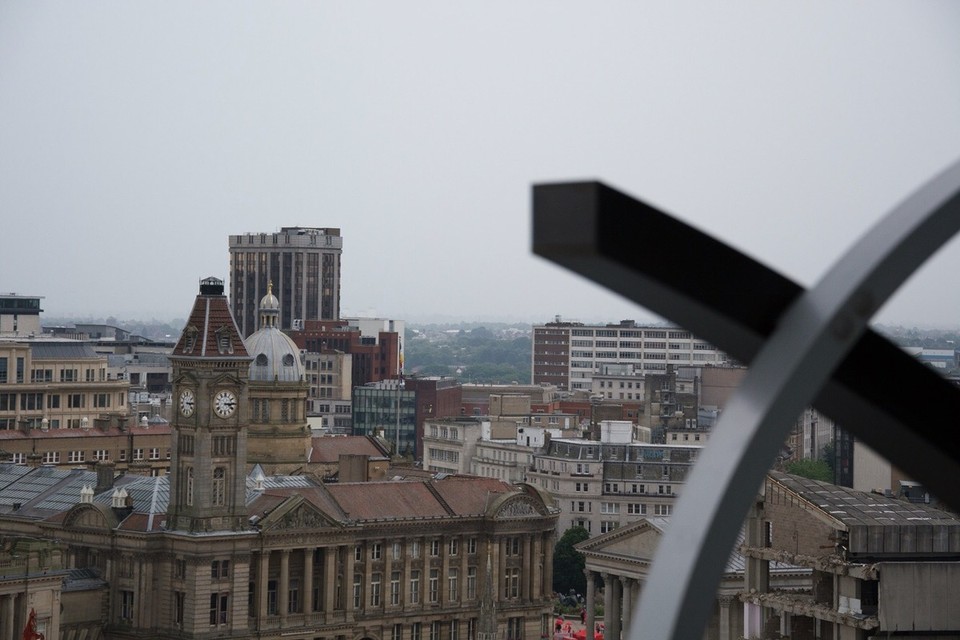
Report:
244,282,304,383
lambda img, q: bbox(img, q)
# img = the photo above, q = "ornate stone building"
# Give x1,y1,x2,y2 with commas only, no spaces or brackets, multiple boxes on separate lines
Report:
0,278,559,640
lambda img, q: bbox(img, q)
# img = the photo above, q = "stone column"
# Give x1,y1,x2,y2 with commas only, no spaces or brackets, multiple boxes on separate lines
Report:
522,535,532,601
344,545,356,614
324,547,337,613
279,549,290,621
718,595,733,640
532,534,543,600
460,539,470,603
498,538,507,601
621,578,633,637
609,576,622,640
585,571,596,639
303,548,314,614
3,594,15,640
258,551,270,620
543,535,555,597
601,572,612,636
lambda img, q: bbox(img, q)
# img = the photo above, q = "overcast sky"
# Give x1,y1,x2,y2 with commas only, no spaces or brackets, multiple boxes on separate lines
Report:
2,2,959,326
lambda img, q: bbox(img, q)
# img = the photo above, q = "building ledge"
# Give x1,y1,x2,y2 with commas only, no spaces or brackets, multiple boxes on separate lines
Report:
740,545,878,580
739,591,879,630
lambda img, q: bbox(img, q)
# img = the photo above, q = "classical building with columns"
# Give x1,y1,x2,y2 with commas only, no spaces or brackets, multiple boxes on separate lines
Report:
576,518,808,640
0,278,559,640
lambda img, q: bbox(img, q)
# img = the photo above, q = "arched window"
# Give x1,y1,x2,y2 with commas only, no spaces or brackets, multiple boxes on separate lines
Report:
282,353,295,366
256,354,268,366
213,468,226,506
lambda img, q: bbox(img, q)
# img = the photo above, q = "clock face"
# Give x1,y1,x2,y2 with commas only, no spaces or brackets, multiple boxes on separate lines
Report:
214,390,237,418
178,389,195,417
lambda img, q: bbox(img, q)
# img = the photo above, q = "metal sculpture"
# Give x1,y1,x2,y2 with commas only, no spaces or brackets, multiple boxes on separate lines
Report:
532,158,960,639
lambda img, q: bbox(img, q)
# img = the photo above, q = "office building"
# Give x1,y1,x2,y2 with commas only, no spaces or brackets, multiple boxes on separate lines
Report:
229,227,342,336
532,318,727,391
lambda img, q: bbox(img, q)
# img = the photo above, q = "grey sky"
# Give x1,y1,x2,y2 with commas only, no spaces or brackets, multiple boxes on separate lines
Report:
2,2,959,326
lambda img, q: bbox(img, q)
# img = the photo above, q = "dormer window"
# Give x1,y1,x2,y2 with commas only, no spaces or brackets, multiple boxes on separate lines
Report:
216,327,234,355
255,354,268,367
282,354,295,366
183,326,199,354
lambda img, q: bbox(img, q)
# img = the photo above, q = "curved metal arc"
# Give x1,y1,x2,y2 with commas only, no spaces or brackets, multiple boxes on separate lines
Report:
631,157,960,640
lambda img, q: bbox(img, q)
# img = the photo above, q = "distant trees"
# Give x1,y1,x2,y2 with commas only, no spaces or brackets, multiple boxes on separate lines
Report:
404,325,531,384
552,526,589,595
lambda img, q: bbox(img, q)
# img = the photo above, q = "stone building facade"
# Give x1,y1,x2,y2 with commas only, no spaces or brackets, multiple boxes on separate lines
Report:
0,277,559,640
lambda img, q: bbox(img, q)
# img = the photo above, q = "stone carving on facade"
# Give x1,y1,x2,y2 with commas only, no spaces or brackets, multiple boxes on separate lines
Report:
274,505,328,530
495,498,540,519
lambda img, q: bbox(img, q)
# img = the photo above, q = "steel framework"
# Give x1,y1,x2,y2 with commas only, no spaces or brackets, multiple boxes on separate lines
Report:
532,158,960,639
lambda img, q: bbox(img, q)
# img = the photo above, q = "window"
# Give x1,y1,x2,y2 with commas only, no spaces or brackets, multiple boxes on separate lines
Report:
46,394,60,409
267,580,278,615
468,618,478,640
370,572,381,607
211,560,230,579
212,468,225,506
410,540,421,559
174,558,187,579
392,624,403,640
11,453,25,464
506,537,521,556
209,592,229,626
355,545,363,562
67,393,83,409
94,449,109,461
655,504,672,516
428,569,439,603
133,448,144,461
390,570,401,606
185,467,194,506
409,570,421,604
148,448,160,460
600,502,620,514
600,521,619,534
467,537,477,555
120,590,135,621
448,568,458,601
628,503,646,515
450,620,459,640
371,543,382,560
392,541,402,560
68,450,84,463
507,617,523,640
504,568,520,599
353,574,362,609
412,622,422,640
430,622,442,640
467,566,477,599
448,538,459,556
42,451,59,464
430,539,440,557
174,592,185,626
94,393,111,408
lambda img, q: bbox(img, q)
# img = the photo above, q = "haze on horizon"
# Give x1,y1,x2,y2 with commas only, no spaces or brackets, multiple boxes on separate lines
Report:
2,3,959,328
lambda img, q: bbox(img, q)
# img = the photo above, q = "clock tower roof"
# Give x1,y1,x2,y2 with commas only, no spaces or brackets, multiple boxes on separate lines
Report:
172,277,249,359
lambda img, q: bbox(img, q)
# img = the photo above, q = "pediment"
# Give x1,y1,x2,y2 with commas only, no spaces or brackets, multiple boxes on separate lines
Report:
492,495,547,520
63,503,119,531
173,372,199,387
576,519,663,560
259,496,338,532
212,372,243,387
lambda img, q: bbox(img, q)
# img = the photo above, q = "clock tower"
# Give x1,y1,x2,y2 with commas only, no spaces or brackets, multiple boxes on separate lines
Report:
167,277,251,532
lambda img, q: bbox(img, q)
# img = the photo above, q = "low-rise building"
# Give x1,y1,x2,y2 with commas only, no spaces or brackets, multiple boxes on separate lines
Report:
741,471,960,638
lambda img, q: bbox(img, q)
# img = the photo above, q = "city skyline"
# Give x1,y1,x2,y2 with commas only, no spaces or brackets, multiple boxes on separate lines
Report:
2,3,960,326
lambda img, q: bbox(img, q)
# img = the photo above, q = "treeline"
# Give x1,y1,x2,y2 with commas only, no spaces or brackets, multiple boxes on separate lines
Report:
404,325,531,384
